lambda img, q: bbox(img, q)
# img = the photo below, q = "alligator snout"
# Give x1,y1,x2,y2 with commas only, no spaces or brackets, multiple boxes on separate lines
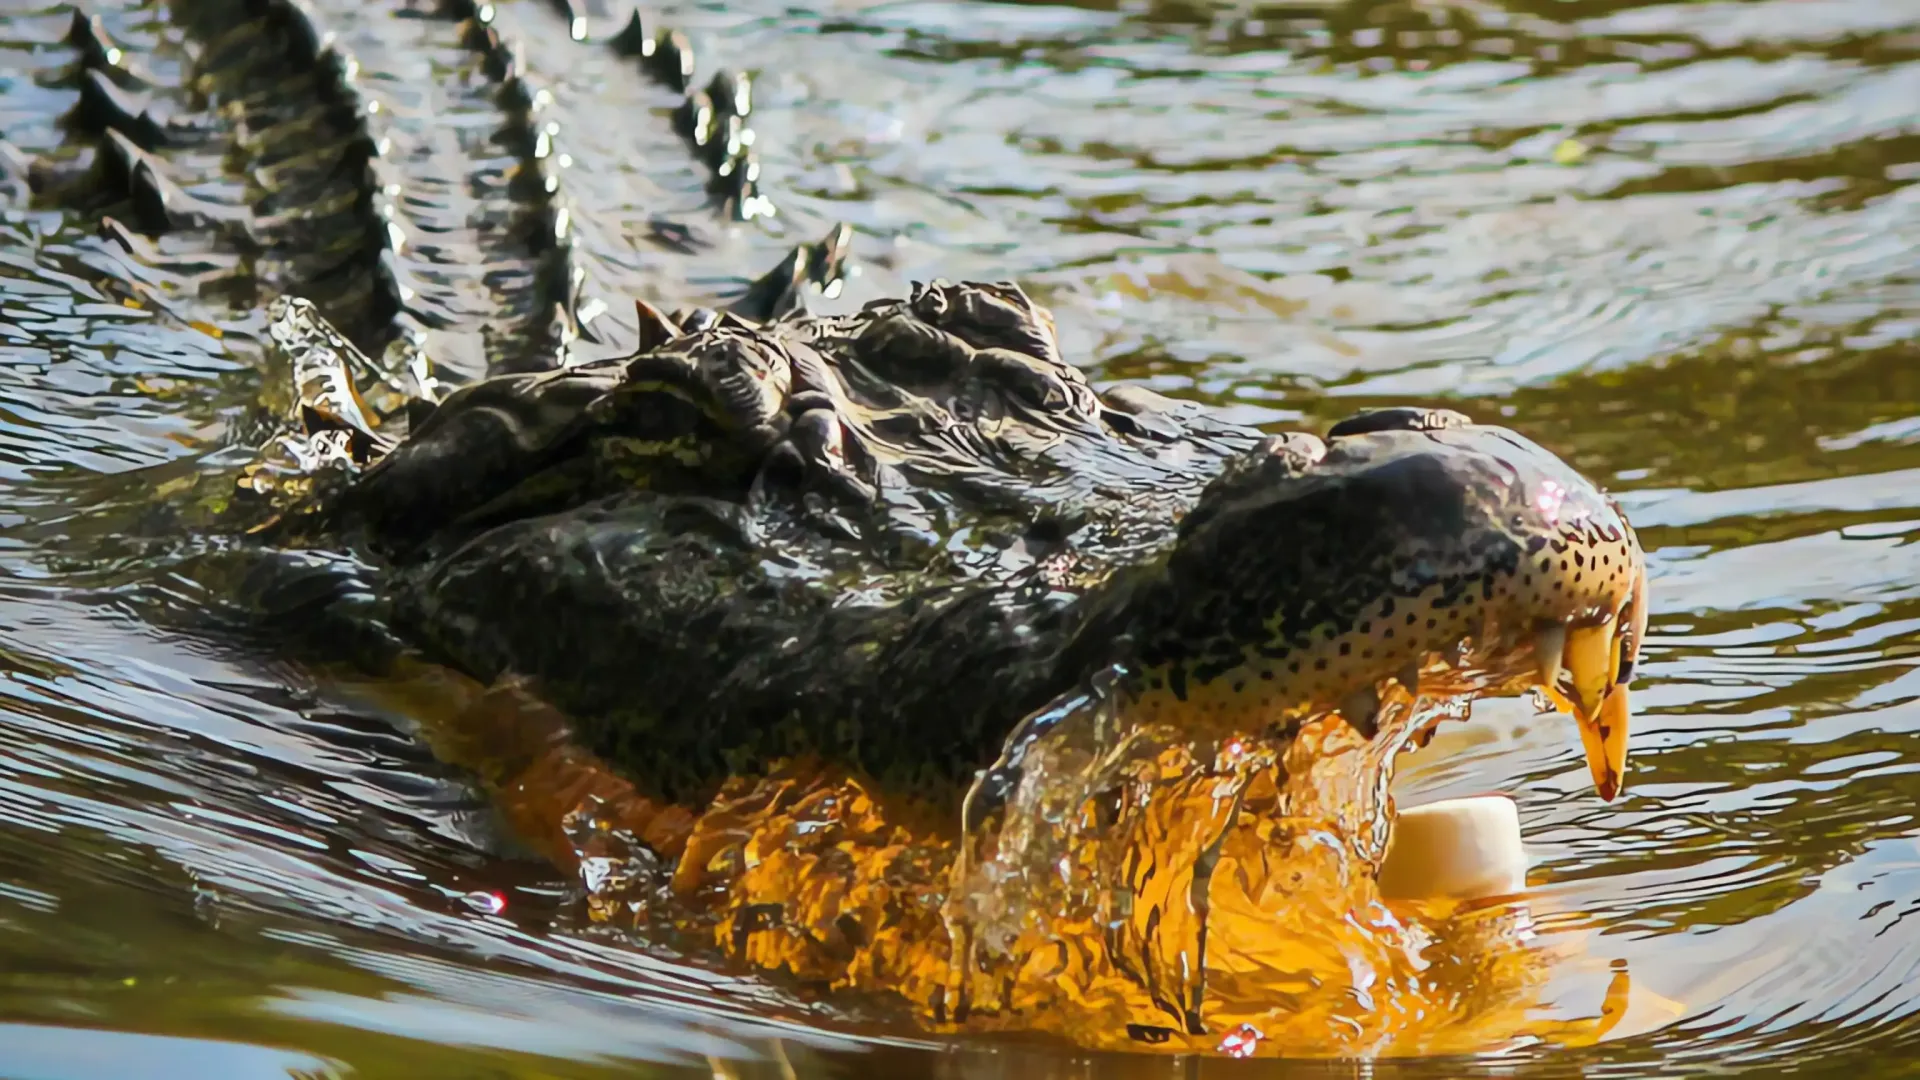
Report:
1095,407,1648,802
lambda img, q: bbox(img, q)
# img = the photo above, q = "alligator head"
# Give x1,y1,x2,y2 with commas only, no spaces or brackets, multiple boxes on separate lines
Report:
1061,405,1644,802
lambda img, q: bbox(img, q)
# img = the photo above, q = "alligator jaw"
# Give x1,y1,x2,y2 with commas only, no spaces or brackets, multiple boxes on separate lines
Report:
1580,680,1632,802
1531,538,1647,802
1075,409,1650,804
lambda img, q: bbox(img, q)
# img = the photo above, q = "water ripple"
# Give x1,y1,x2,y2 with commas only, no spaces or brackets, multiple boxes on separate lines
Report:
5,0,1920,1072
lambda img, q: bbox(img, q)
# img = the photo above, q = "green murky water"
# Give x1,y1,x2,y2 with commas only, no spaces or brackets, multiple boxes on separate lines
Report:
3,0,1919,1075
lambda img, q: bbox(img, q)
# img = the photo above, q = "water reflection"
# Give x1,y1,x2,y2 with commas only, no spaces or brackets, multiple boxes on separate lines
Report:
0,589,910,1076
3,0,1920,1071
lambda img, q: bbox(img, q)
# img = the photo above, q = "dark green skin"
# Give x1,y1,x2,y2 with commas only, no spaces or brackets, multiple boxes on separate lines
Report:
257,282,1616,806
19,0,1630,812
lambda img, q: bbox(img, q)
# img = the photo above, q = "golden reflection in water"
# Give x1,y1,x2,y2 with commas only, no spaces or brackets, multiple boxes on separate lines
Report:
353,662,1643,1057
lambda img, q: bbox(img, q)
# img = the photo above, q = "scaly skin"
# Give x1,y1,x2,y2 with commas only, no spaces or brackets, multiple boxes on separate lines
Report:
258,282,1643,809
14,0,1647,1052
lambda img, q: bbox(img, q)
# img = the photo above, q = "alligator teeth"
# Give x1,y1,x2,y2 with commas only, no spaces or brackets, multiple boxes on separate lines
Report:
1576,684,1631,802
1533,622,1567,694
1561,621,1630,801
1562,621,1615,725
1340,684,1381,740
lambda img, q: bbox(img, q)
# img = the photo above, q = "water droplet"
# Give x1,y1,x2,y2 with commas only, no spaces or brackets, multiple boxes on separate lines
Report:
461,890,507,915
1218,1023,1262,1057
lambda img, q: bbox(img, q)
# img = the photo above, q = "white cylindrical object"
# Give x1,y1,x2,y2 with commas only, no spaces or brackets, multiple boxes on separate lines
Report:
1376,794,1527,902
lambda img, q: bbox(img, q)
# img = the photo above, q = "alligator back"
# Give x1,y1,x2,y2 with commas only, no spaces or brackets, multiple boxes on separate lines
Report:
273,281,1267,800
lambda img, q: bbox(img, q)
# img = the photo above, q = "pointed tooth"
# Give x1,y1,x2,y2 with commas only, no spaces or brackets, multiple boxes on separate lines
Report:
1562,621,1615,725
1340,684,1381,740
1575,683,1632,802
1540,685,1579,721
1534,622,1567,694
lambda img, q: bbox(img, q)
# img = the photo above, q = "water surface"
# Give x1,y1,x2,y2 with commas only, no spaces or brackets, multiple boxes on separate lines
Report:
3,0,1919,1074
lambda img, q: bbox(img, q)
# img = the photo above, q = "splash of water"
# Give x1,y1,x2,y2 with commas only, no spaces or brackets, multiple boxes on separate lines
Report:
390,668,1598,1055
938,668,1493,1047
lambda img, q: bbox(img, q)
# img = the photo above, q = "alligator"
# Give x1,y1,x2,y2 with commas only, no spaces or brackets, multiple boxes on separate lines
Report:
8,0,1648,1055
